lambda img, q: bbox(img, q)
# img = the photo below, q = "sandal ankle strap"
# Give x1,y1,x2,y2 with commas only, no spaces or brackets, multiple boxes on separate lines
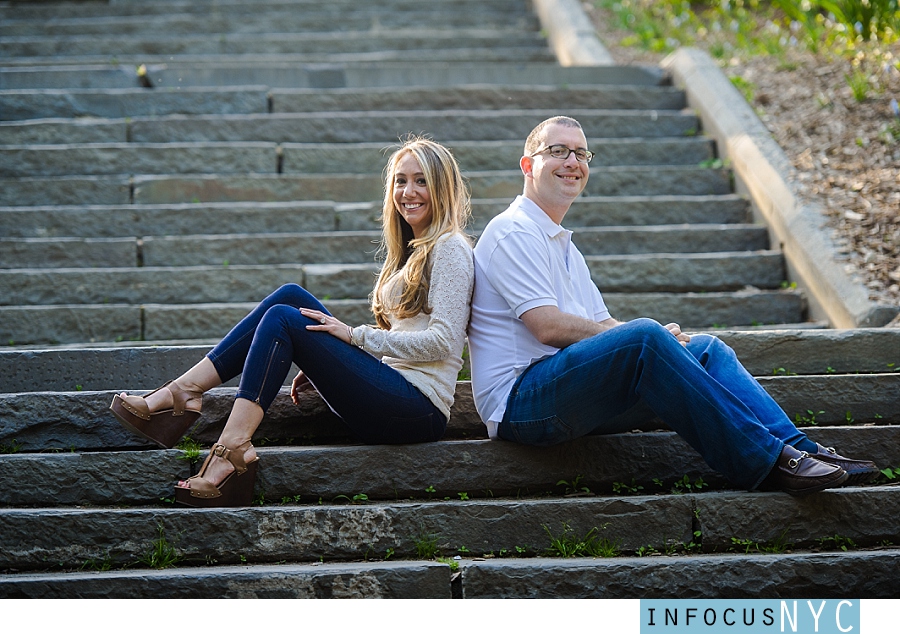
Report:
211,441,253,475
167,381,202,417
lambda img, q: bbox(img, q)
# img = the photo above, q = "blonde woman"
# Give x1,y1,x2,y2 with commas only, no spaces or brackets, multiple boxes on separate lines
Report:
110,137,474,507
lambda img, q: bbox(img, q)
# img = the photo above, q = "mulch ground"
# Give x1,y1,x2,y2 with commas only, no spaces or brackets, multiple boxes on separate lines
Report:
586,5,900,310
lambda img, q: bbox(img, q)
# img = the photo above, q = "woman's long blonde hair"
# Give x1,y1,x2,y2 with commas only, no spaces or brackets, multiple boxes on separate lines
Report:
372,136,470,329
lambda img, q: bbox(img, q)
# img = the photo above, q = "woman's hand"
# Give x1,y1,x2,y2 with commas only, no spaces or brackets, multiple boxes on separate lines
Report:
300,308,352,344
291,370,314,404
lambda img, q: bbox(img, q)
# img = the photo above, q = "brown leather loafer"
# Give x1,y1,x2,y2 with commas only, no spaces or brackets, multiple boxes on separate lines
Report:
769,444,848,496
812,443,880,486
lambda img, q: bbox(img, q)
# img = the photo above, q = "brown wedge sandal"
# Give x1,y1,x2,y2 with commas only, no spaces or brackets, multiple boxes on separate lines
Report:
109,380,202,449
174,440,259,508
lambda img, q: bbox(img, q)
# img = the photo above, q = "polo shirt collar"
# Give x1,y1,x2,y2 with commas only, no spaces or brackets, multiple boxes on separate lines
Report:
517,195,568,238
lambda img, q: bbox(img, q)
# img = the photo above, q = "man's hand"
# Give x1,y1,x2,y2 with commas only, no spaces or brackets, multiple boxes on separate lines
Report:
664,322,691,346
290,370,315,404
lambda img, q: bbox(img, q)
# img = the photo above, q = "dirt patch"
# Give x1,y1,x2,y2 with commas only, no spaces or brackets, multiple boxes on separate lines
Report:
585,5,900,308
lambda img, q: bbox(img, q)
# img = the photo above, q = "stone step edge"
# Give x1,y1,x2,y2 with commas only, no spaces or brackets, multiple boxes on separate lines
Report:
0,560,453,599
0,427,896,507
1,550,897,599
1,487,897,570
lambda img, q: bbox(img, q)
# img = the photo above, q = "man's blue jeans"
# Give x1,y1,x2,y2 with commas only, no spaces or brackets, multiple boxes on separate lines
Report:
206,284,446,444
497,318,816,489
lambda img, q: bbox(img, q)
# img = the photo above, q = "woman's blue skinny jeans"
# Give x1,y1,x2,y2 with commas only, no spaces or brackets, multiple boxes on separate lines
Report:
206,284,446,445
497,318,816,489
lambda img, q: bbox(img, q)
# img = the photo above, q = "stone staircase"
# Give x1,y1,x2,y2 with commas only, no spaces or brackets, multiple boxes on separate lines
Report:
1,0,898,599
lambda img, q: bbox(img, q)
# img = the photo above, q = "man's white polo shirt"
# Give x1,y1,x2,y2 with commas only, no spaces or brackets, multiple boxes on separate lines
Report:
468,195,610,438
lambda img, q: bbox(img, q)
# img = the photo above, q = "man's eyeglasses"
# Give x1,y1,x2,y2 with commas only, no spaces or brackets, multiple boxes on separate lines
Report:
530,144,594,164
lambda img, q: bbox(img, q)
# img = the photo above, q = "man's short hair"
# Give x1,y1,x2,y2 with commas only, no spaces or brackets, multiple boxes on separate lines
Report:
524,116,583,156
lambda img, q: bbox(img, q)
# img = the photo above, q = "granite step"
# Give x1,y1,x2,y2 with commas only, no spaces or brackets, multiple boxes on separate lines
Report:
0,138,715,176
0,10,540,37
0,87,270,121
0,225,766,269
0,487,898,572
0,85,687,121
0,291,806,345
0,31,547,58
0,110,698,145
5,328,896,393
0,0,529,18
5,47,559,68
3,549,897,598
0,427,896,505
0,196,750,238
0,560,451,599
0,168,732,206
458,551,900,598
0,62,667,90
2,371,899,450
0,252,784,306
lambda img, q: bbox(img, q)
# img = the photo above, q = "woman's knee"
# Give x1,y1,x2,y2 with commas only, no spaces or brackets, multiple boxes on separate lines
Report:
267,283,308,307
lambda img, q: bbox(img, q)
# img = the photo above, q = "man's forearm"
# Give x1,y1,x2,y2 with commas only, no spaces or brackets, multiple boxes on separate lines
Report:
521,306,622,348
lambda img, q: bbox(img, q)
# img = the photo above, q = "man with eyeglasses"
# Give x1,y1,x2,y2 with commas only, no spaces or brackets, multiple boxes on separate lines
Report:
466,115,878,496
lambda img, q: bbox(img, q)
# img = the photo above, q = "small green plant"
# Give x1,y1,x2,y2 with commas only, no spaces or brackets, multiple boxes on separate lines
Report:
780,280,798,289
414,531,440,559
80,553,113,572
845,70,870,102
456,491,469,500
730,75,756,103
844,410,855,424
684,530,703,553
384,547,395,560
252,491,266,506
877,466,900,483
557,475,592,496
457,545,470,554
75,384,83,391
436,556,459,572
817,534,857,552
138,523,181,570
543,522,619,558
515,545,527,555
652,478,665,488
424,485,436,498
175,436,203,464
457,345,471,381
772,367,798,376
332,492,369,504
826,366,836,374
663,539,680,556
671,475,707,494
636,544,658,557
0,439,23,454
697,158,724,169
279,494,302,505
612,478,645,496
730,536,758,554
760,529,793,554
794,409,824,425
